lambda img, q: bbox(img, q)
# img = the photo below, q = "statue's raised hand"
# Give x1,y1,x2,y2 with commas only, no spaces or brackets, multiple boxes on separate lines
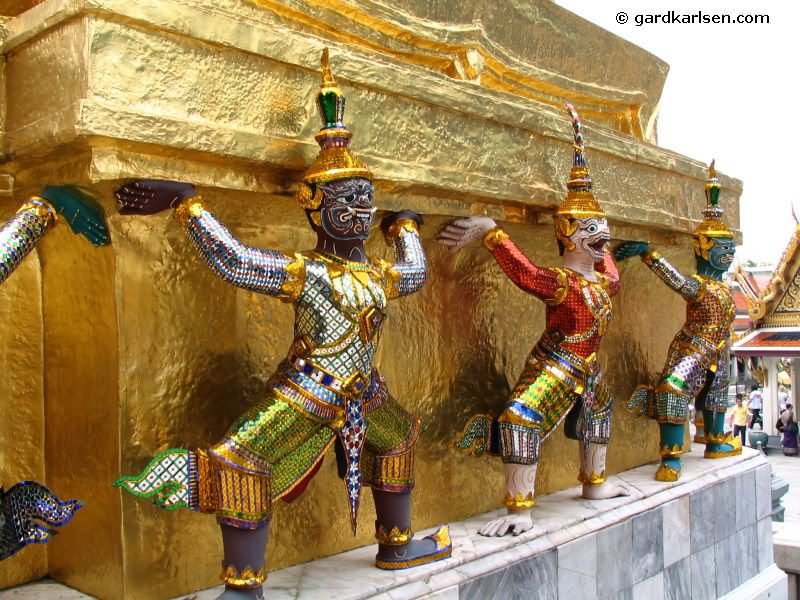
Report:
614,240,650,262
40,185,110,246
115,179,196,215
436,216,497,252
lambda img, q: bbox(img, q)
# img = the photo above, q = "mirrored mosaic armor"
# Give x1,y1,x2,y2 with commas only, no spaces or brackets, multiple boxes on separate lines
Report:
0,198,57,284
116,204,426,531
634,253,735,423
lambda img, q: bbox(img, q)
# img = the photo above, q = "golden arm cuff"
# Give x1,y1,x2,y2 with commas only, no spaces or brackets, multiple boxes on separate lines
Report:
483,227,510,251
22,196,59,227
175,195,205,225
641,249,662,266
385,218,419,242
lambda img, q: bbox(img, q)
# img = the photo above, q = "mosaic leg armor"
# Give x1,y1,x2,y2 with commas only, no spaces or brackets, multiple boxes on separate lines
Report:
458,353,616,506
115,373,421,524
1,481,81,560
569,374,614,485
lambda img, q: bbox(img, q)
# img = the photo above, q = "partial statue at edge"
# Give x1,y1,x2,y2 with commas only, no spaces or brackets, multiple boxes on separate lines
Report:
1,185,108,560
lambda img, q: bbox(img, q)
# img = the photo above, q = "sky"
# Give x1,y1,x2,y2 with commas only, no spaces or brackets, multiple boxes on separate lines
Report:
555,0,796,264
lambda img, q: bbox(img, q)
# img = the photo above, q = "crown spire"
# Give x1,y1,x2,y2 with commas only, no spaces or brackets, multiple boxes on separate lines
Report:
694,159,732,240
296,48,372,209
555,103,605,220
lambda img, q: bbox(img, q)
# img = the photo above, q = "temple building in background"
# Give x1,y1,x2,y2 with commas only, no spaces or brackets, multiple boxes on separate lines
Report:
735,225,800,433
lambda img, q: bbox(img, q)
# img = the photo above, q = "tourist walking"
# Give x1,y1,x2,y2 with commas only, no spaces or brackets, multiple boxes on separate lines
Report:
749,384,764,428
731,394,749,447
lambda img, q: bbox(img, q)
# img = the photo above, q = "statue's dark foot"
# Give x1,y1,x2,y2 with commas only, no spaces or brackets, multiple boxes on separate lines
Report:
375,526,452,570
655,457,682,482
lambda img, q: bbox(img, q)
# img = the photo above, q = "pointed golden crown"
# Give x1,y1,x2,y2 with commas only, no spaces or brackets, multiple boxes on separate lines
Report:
296,49,372,209
694,160,733,239
555,103,605,220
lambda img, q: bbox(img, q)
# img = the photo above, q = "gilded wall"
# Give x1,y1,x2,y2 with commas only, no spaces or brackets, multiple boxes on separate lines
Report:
0,1,742,597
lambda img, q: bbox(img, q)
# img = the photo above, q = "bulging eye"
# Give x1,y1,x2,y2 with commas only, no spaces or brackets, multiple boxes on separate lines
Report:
586,224,598,234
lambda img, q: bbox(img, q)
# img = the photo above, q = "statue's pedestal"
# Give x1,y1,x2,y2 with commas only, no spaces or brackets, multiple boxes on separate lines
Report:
194,446,780,599
6,447,785,599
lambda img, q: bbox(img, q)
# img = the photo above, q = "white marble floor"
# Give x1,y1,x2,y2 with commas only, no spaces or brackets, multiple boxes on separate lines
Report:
0,446,768,600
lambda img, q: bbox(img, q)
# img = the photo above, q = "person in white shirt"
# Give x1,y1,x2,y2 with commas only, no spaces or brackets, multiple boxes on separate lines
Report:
749,385,764,427
778,386,789,411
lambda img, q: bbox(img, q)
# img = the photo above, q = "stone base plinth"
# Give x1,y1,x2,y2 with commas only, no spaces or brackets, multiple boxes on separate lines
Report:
5,446,784,600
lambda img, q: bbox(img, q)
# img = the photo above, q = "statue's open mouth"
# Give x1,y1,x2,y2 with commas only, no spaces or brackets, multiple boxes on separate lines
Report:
589,238,609,253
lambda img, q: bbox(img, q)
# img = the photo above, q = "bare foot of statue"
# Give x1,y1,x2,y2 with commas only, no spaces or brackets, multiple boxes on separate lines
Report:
478,512,534,537
581,481,630,500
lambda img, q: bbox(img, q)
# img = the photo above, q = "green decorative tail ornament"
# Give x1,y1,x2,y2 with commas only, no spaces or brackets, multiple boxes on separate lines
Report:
455,414,494,456
114,448,194,511
627,385,656,419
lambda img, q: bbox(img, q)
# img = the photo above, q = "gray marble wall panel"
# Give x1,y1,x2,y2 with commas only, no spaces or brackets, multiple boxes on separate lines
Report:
633,572,664,598
691,484,719,552
664,557,691,600
663,497,691,568
459,553,558,600
757,517,775,572
735,469,757,530
690,545,716,600
736,523,759,583
597,521,633,599
756,465,773,520
558,534,598,600
714,478,737,544
633,509,664,583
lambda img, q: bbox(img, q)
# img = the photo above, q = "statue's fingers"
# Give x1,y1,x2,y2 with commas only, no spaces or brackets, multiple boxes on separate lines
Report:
454,237,477,251
85,215,109,237
448,219,474,230
512,521,526,536
485,519,502,537
87,229,110,246
436,228,464,241
118,203,142,215
494,521,510,537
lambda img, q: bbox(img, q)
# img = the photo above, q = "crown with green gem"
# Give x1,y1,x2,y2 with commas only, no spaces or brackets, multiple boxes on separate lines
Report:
694,160,733,239
296,48,371,209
